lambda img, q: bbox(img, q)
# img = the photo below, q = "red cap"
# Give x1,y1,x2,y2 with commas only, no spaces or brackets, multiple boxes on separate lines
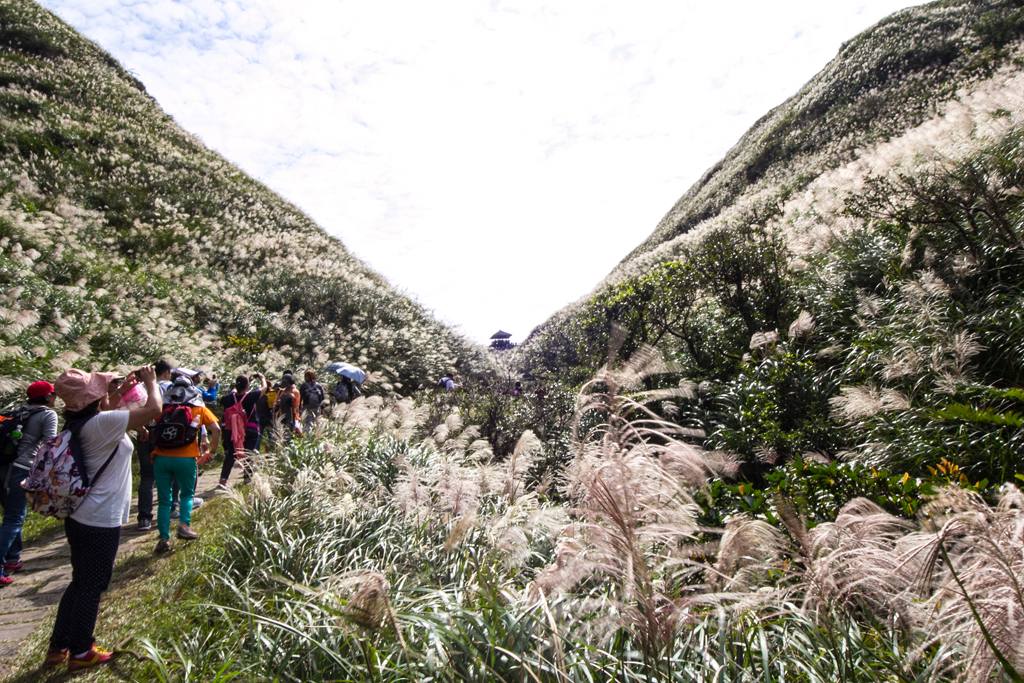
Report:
26,381,55,400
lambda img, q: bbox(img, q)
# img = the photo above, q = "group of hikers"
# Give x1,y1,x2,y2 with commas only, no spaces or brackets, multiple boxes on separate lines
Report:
0,361,358,673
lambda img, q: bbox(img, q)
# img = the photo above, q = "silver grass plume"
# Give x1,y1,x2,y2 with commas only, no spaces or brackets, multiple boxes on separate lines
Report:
504,430,542,502
535,340,736,669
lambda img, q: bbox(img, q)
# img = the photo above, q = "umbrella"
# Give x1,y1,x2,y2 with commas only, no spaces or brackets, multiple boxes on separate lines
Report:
323,362,366,384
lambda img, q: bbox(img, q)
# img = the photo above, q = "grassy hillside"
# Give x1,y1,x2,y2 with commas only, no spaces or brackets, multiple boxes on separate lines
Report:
514,0,1024,484
620,0,1024,274
0,0,487,400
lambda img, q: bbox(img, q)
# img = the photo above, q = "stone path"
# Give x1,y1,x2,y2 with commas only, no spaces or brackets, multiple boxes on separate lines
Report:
0,466,239,676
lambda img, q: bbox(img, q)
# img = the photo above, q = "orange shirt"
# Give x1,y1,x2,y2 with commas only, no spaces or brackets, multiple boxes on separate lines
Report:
152,405,218,459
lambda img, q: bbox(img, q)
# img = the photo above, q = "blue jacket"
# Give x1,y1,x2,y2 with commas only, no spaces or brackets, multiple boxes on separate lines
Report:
200,382,219,404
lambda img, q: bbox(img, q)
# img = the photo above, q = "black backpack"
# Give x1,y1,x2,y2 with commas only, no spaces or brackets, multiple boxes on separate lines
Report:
152,405,199,448
277,389,295,416
0,407,41,467
303,382,324,407
333,379,360,404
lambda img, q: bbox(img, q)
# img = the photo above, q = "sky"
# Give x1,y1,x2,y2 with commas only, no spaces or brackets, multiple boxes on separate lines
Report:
38,0,924,344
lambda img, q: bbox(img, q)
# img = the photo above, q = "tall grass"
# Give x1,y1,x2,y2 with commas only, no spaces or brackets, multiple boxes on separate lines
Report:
97,346,1021,683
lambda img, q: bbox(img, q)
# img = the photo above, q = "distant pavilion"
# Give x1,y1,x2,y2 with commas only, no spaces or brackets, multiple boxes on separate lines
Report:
490,330,516,350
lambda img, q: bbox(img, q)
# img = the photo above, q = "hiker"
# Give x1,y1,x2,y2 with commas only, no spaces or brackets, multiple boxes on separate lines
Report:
260,372,291,449
273,374,300,442
166,369,212,519
0,381,58,586
299,370,325,431
132,360,173,532
200,373,219,406
154,360,174,396
46,366,161,672
331,372,362,405
255,375,274,451
437,373,458,392
151,376,220,552
219,373,266,486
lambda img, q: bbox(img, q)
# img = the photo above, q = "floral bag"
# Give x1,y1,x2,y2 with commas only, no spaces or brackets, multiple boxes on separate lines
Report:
21,416,118,519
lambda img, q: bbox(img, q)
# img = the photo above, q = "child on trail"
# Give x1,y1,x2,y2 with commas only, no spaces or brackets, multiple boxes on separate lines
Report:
151,377,220,552
219,373,266,486
0,381,57,586
299,370,325,432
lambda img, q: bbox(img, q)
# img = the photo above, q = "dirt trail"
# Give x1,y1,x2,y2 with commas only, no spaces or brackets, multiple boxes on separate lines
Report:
0,467,239,674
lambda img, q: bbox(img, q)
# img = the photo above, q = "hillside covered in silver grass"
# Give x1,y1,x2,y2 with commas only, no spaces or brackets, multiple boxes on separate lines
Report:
0,0,489,402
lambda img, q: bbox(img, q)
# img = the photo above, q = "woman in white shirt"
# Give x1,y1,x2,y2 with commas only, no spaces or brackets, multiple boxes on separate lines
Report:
45,366,161,674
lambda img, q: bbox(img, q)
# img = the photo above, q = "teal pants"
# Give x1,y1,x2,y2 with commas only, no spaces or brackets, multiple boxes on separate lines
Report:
154,456,197,539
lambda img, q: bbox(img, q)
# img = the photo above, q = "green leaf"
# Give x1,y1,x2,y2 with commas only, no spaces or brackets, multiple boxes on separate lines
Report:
934,404,1024,428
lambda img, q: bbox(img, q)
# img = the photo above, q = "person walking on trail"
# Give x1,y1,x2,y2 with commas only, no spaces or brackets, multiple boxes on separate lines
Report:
255,375,274,452
273,374,300,442
0,381,57,586
219,373,266,487
332,375,360,405
46,366,161,673
151,376,220,553
299,370,325,432
167,371,211,519
133,360,173,532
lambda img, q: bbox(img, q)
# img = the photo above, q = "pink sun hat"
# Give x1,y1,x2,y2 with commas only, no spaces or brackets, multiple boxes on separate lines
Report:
55,368,117,412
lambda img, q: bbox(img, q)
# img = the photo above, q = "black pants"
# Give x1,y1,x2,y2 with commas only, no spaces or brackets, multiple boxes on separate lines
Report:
135,437,155,522
221,428,260,481
50,518,120,654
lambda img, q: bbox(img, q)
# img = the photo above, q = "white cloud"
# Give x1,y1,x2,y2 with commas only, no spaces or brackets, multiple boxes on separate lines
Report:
39,0,924,343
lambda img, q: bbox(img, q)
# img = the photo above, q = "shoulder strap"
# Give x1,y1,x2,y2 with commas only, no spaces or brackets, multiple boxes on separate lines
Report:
88,444,120,490
244,393,257,422
66,412,106,488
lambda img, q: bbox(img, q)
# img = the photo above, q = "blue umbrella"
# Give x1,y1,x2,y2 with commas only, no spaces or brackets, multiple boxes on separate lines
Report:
323,362,366,384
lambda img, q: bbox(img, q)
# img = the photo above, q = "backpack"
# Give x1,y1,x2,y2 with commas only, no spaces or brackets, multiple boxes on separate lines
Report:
21,415,118,519
302,382,324,407
152,405,200,448
223,393,250,452
0,406,42,467
277,388,296,417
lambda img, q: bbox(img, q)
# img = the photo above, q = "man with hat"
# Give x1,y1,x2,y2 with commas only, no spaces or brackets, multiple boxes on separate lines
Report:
0,381,57,586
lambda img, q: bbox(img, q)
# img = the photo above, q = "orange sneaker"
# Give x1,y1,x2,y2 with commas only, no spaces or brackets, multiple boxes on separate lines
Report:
44,648,68,667
67,645,114,672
